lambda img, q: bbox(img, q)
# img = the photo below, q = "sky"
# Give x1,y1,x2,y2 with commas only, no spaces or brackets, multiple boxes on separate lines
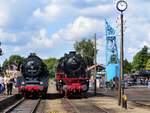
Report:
0,0,150,65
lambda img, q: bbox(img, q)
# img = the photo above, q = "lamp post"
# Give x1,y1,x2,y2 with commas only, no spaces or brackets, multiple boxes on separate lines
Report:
116,0,128,106
94,33,97,96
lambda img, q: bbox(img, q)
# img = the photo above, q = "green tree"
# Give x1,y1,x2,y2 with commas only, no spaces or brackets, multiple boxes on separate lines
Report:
124,59,132,73
132,46,149,71
9,55,24,64
74,39,94,66
3,59,9,68
3,55,24,67
43,58,57,78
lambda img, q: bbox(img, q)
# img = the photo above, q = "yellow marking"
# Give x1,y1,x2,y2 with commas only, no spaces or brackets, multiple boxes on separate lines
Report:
49,111,59,113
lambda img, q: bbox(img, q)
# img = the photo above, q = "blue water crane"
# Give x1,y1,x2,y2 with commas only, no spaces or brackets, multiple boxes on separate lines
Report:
105,19,120,81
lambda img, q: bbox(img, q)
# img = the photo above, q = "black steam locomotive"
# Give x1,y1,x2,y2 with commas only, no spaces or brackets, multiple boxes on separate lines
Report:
18,53,49,98
56,51,89,97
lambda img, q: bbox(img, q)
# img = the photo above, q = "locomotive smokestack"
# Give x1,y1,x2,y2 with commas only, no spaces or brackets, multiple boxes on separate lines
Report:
69,51,76,56
30,53,36,56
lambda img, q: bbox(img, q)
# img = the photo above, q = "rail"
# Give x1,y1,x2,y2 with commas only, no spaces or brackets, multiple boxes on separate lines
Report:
3,97,25,113
62,98,110,113
63,98,80,113
3,98,41,113
30,99,41,113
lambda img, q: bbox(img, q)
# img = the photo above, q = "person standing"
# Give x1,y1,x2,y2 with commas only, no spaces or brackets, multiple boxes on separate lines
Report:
0,76,3,93
7,79,13,95
148,78,150,88
3,76,7,95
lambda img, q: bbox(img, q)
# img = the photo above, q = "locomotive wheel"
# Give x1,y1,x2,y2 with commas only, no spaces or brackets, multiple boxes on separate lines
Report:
33,93,38,99
82,92,88,98
24,93,29,99
42,94,46,99
42,93,47,99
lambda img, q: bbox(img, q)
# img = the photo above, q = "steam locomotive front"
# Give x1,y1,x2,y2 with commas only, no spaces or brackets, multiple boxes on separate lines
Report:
20,53,49,98
56,51,89,96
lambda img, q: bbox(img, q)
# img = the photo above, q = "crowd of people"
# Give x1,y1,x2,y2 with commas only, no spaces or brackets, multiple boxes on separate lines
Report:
126,77,150,87
0,76,15,95
94,75,150,90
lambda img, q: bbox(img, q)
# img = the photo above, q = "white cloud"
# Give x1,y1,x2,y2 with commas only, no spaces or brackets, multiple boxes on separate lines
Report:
20,16,103,54
97,38,105,51
97,38,105,64
27,28,53,49
80,4,114,17
140,41,149,48
33,4,61,22
1,0,150,64
32,0,114,24
55,16,103,41
127,47,138,54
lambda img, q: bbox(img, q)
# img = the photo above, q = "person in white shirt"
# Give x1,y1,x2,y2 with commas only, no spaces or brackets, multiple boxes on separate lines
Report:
0,76,4,93
0,76,3,84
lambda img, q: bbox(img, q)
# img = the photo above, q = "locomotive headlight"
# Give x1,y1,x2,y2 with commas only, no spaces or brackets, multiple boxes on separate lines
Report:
59,80,62,82
40,81,43,85
21,81,25,85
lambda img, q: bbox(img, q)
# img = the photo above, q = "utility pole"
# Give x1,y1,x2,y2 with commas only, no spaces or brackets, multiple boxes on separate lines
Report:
116,0,128,106
94,33,97,96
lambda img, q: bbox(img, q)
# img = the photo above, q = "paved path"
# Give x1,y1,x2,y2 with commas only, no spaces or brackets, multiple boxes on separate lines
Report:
44,83,150,113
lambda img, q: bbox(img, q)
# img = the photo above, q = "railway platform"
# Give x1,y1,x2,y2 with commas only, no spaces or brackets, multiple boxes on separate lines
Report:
0,88,19,112
0,87,18,101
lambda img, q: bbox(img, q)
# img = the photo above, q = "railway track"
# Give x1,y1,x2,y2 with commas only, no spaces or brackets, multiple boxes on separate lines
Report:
62,98,110,113
131,100,150,109
3,98,41,113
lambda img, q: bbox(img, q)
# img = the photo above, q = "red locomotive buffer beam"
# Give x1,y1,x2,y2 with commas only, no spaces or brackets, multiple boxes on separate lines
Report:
56,72,89,97
24,86,44,91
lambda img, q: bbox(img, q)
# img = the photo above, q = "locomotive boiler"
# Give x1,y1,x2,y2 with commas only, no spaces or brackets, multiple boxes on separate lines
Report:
55,51,89,97
18,53,49,98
